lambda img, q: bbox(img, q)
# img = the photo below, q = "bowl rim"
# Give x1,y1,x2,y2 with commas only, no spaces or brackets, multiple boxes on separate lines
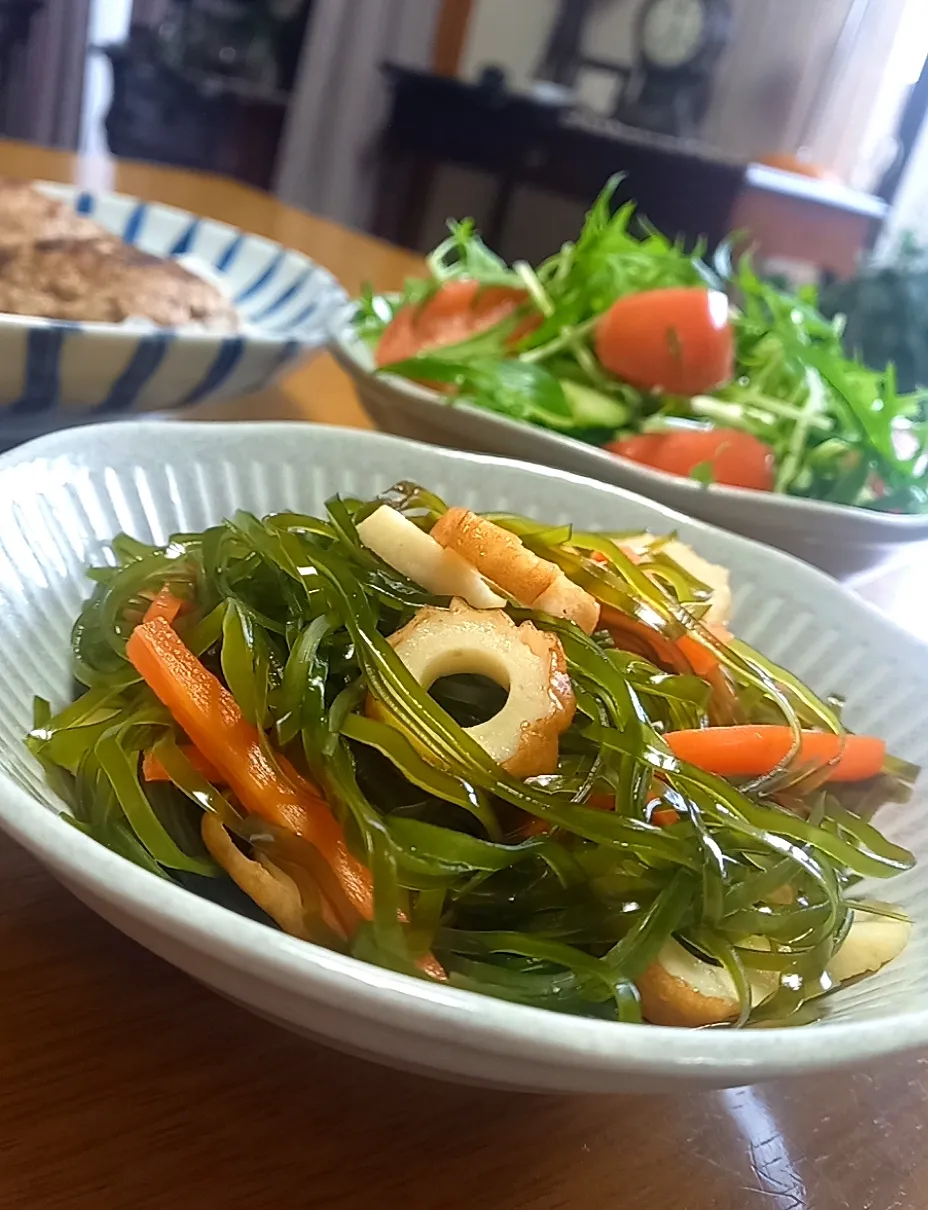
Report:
0,310,320,349
1,418,927,1084
329,308,928,539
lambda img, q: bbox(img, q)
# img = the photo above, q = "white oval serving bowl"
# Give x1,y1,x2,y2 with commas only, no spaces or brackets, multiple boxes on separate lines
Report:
0,183,346,448
330,318,928,580
0,420,927,1094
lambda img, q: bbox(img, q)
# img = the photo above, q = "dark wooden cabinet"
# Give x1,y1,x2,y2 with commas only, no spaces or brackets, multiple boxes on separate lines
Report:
373,66,747,257
98,43,290,191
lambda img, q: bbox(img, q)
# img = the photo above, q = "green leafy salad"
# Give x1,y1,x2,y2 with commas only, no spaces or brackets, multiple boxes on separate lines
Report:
27,481,918,1027
357,179,928,513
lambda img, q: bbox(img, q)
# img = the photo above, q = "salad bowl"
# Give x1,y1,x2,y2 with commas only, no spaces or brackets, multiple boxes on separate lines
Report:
1,421,928,1094
330,177,928,581
331,320,928,581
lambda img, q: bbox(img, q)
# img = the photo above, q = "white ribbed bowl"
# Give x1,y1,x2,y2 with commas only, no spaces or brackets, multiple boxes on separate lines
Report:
0,421,926,1094
330,317,928,580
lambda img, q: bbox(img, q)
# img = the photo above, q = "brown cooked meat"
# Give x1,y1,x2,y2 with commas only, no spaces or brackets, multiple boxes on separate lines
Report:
0,178,111,249
0,237,239,330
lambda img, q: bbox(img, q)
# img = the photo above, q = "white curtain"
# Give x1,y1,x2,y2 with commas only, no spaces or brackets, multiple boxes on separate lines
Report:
880,104,928,252
800,0,922,189
81,0,134,156
274,0,441,229
703,0,919,189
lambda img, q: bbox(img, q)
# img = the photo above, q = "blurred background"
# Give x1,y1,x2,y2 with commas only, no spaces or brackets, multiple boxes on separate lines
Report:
4,1,928,307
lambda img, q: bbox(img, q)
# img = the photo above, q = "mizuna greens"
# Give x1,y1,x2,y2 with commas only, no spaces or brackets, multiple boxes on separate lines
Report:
357,178,928,512
28,484,918,1026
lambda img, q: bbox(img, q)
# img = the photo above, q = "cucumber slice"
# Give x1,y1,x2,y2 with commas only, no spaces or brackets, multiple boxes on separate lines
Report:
559,381,630,429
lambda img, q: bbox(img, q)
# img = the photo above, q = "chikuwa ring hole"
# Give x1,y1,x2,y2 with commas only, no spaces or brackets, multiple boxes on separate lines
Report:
428,673,510,728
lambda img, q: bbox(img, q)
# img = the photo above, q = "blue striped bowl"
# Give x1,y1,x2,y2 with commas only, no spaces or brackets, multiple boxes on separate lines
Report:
0,182,347,446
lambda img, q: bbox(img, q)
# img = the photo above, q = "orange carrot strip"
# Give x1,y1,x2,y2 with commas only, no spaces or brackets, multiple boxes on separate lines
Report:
593,788,681,827
142,745,223,784
590,546,643,567
675,625,742,727
126,617,375,923
676,624,733,679
522,790,615,839
650,807,681,828
521,818,552,838
129,622,446,978
587,792,617,811
665,726,886,784
676,635,716,679
142,586,187,627
596,550,730,679
600,604,693,675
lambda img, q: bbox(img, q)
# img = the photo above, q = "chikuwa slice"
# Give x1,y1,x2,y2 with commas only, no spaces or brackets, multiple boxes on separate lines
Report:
383,599,576,778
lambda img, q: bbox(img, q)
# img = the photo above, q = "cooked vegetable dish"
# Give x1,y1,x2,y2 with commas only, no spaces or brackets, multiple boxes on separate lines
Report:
357,178,928,512
29,484,918,1027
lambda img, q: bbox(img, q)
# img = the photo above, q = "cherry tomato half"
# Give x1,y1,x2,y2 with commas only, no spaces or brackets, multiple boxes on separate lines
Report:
594,287,735,396
376,280,538,367
607,428,776,492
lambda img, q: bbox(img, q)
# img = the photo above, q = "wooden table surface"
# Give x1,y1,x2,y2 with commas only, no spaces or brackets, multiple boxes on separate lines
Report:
0,139,925,1210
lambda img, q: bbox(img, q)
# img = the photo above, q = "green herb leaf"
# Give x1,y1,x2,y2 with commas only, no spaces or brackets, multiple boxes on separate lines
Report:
689,460,715,486
381,356,575,427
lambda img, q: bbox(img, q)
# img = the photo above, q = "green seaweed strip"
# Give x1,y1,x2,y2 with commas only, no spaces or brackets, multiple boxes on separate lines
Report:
28,485,919,1025
148,736,242,832
342,713,502,840
95,733,216,876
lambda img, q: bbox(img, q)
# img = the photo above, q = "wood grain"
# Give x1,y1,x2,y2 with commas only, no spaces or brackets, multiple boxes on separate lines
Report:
0,138,925,1210
432,0,475,77
730,184,875,279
